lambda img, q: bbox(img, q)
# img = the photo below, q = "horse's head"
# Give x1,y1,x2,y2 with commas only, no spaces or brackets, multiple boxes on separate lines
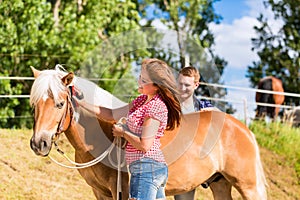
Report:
30,66,74,156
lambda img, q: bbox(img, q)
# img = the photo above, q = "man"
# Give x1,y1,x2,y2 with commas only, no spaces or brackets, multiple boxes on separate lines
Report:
174,66,213,200
178,66,213,114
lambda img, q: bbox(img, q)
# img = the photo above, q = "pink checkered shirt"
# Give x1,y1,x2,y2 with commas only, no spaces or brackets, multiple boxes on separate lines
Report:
125,94,168,165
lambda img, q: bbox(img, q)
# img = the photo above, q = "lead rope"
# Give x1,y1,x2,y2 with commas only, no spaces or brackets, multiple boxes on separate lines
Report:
116,137,122,200
49,137,125,200
49,141,115,169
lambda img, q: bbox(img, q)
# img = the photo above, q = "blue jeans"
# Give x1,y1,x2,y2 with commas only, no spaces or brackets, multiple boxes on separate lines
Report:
129,158,168,200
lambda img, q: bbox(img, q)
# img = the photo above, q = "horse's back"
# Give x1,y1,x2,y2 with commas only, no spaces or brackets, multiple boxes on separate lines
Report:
161,110,226,163
161,110,264,196
271,76,284,104
256,76,273,103
256,76,285,119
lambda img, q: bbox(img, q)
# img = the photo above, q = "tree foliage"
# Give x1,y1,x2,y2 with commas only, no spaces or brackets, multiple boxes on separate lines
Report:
0,0,140,128
247,0,300,106
136,0,234,113
0,0,234,128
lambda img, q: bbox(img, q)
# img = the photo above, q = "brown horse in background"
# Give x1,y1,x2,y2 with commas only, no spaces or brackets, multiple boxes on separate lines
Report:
255,76,285,120
29,66,267,200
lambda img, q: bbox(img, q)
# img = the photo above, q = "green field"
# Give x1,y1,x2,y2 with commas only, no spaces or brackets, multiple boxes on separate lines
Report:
249,120,300,183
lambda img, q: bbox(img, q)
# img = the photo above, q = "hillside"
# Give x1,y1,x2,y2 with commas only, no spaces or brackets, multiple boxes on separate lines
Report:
0,129,299,199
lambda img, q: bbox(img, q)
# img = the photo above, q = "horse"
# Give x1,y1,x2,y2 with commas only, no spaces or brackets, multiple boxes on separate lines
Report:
29,65,267,200
255,76,285,121
284,106,300,127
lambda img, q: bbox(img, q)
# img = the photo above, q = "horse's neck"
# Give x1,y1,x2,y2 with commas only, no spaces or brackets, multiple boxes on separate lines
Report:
65,123,93,153
64,116,115,154
97,118,115,142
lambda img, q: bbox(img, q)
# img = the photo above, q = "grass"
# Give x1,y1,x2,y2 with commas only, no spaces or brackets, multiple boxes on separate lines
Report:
0,128,95,200
249,120,300,183
1,124,299,199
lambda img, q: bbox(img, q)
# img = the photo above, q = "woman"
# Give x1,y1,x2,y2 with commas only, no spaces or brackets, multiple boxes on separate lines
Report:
75,58,181,200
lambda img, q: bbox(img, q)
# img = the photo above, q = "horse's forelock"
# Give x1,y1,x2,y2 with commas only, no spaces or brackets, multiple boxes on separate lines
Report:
30,69,68,106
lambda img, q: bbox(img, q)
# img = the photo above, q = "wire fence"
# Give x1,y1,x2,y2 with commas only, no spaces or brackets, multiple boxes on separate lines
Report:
199,82,300,109
1,76,300,123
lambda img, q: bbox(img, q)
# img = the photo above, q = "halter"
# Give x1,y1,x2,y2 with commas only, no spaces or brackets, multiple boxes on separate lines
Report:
57,95,73,135
52,87,74,142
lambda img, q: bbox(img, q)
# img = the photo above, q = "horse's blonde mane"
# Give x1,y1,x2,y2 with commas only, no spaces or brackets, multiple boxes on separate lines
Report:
30,65,127,109
30,65,68,106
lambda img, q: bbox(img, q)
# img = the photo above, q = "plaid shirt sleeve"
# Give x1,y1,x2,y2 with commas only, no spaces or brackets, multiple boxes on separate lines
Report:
193,95,213,111
200,99,213,109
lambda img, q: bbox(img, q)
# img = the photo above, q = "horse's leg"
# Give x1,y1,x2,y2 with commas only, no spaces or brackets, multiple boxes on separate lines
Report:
220,119,267,200
274,106,280,121
121,172,130,200
108,171,129,200
223,157,267,200
231,167,267,200
233,182,264,200
209,177,232,200
92,188,113,200
227,145,267,199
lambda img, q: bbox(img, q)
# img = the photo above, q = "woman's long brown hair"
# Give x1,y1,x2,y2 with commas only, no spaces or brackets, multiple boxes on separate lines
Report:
142,58,181,130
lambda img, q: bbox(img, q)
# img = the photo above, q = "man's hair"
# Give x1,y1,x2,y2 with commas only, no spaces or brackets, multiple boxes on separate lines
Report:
179,66,200,83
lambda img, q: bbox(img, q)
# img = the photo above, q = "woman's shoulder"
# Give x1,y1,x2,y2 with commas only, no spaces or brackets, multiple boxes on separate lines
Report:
132,94,147,104
150,94,167,110
152,94,165,103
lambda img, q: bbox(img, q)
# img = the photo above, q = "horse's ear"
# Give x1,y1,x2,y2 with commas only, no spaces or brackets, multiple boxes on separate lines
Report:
61,72,74,86
30,66,40,78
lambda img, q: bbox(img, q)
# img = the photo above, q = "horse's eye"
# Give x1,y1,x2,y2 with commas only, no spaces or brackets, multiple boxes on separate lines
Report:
56,101,65,109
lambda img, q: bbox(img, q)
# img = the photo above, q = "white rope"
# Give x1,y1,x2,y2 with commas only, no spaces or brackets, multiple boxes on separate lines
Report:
116,137,123,200
0,76,129,81
0,76,35,80
49,140,116,169
0,95,30,98
3,76,299,98
49,137,125,199
200,96,294,109
108,138,126,168
199,82,300,98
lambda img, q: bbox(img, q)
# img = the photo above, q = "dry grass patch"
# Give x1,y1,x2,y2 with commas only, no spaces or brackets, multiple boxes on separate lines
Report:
1,128,299,199
0,129,94,200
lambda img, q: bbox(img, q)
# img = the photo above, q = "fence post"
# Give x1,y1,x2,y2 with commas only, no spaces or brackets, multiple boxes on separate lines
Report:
243,98,248,126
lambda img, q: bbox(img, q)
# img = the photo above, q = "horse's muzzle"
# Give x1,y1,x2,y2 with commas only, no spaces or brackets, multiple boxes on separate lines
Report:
30,133,53,157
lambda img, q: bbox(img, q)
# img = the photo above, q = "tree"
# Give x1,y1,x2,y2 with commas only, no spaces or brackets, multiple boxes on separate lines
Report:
247,0,300,106
135,0,235,113
0,0,140,128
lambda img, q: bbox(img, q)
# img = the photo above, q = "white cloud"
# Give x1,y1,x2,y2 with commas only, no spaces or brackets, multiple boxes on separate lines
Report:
210,16,260,68
210,0,283,69
245,0,283,32
209,0,270,119
245,0,273,18
151,18,168,30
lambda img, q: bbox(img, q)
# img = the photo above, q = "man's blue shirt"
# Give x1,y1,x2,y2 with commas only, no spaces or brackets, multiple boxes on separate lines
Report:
193,95,213,111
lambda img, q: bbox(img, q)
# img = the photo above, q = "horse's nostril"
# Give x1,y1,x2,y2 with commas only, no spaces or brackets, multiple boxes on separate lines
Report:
41,140,47,151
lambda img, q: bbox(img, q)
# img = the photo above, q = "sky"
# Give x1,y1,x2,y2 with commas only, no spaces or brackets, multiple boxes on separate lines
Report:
210,0,278,121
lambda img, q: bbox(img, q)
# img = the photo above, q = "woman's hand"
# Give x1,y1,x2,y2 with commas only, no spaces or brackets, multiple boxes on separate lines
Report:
112,124,124,137
72,94,101,116
72,94,86,107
